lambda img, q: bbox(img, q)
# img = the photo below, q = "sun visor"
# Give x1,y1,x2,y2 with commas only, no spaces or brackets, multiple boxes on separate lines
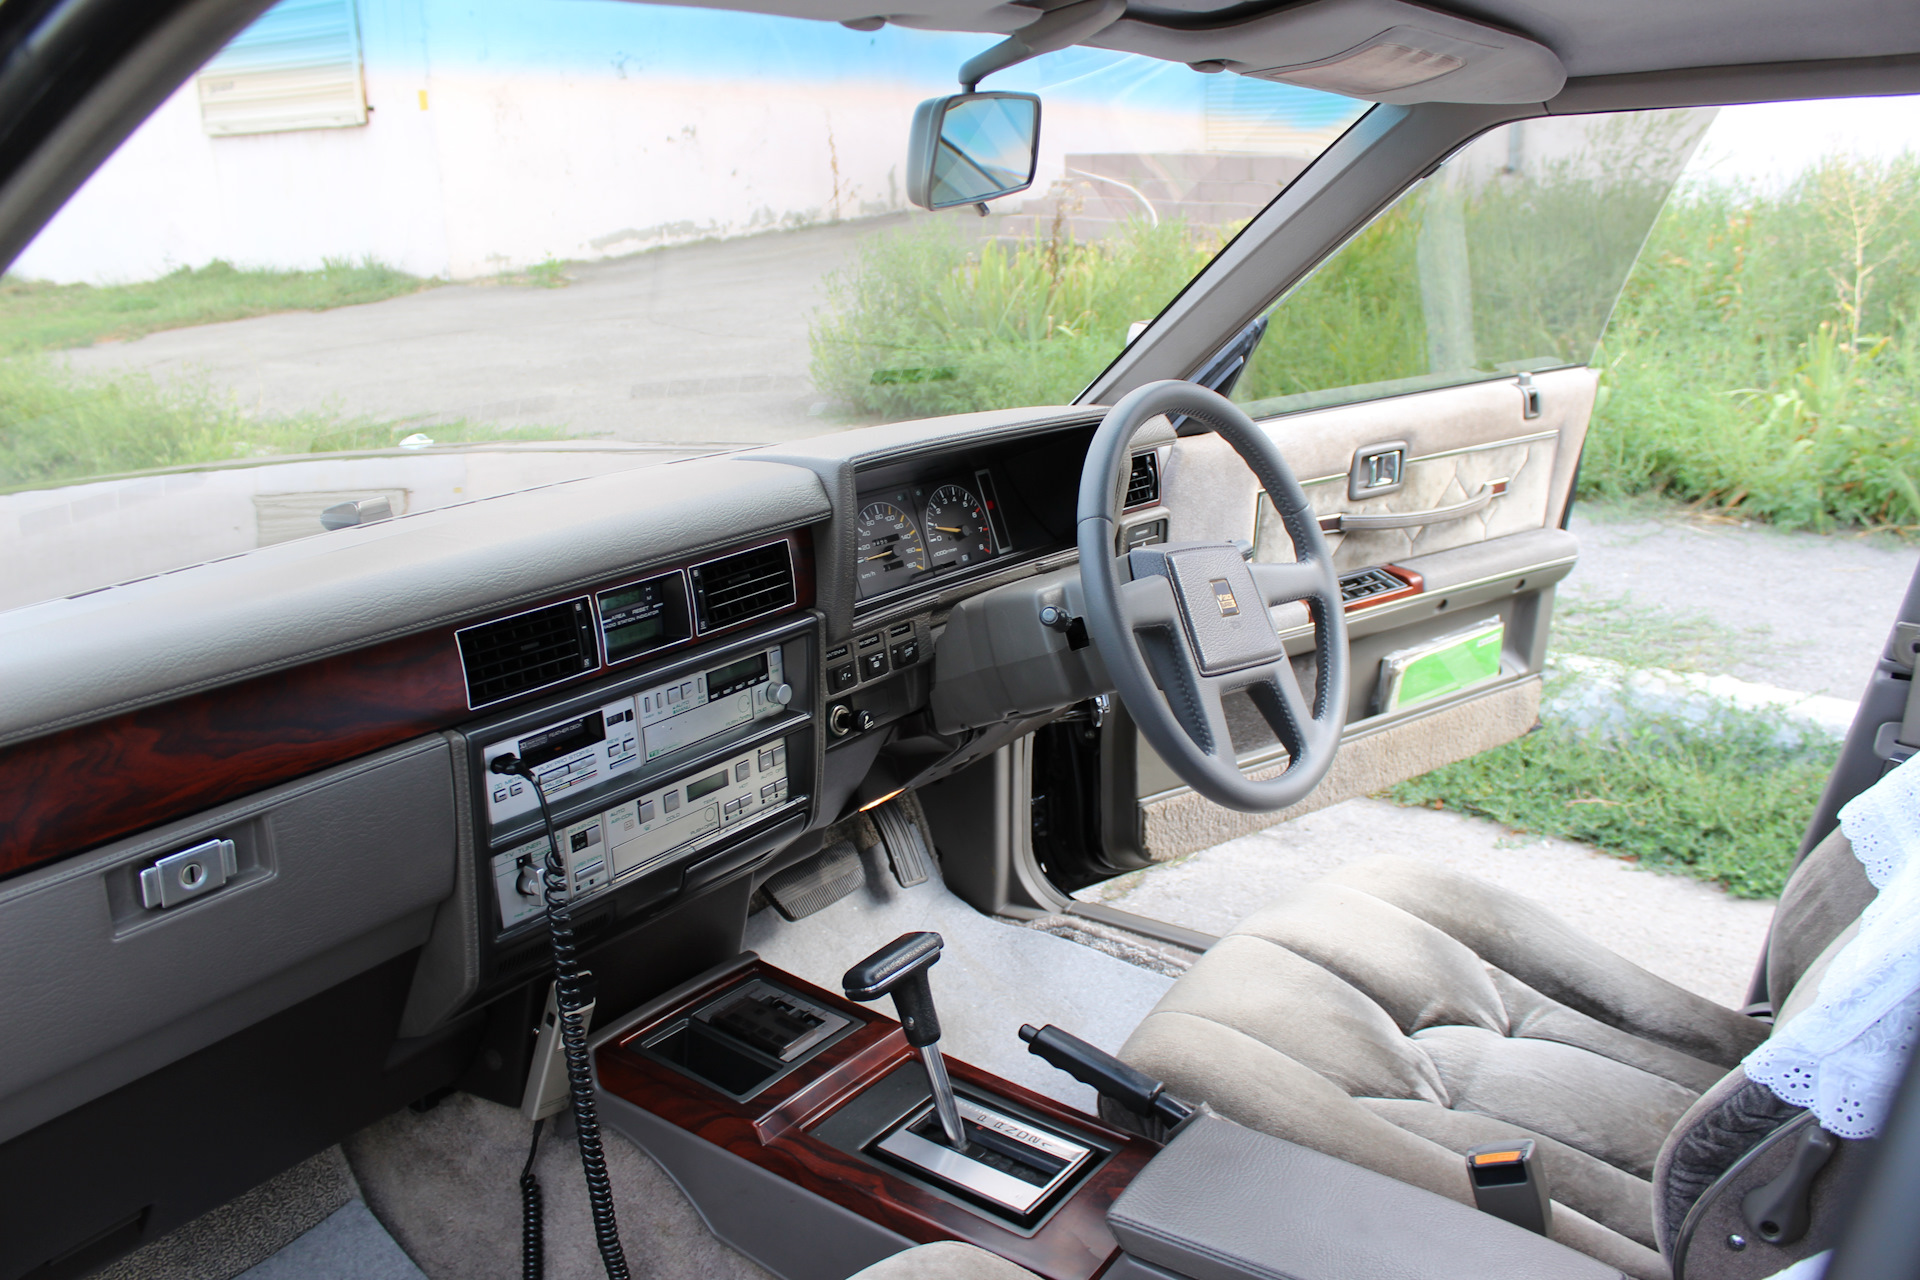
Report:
1089,0,1566,104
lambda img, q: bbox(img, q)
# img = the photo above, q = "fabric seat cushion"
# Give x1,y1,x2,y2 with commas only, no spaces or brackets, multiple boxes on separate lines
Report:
1117,855,1780,1280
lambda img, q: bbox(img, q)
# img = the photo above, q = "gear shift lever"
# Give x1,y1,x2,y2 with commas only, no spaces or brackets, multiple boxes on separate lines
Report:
843,931,967,1149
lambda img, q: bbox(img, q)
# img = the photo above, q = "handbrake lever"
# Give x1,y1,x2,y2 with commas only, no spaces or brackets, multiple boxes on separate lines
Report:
1020,1023,1193,1130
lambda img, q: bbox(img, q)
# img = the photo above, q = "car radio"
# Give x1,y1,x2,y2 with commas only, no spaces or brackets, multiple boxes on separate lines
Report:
492,733,797,931
463,617,815,941
480,641,790,830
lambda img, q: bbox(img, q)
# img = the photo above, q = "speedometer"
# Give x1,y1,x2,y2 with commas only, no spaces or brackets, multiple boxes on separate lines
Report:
856,501,928,594
922,484,997,571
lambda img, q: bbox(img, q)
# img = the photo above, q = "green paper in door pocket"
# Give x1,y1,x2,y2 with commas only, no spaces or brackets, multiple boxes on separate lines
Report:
1375,619,1506,715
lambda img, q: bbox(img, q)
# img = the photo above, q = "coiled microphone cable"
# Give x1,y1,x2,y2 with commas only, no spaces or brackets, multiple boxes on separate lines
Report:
520,1119,544,1280
492,754,632,1280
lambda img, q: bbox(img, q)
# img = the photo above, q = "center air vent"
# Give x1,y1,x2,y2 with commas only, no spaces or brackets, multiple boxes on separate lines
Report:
457,598,598,709
1126,451,1161,508
690,541,797,633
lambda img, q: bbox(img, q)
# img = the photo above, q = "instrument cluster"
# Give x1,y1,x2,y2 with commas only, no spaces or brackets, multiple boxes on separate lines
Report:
855,469,1010,601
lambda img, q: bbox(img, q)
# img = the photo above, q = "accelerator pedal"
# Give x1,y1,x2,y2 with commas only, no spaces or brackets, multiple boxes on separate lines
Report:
764,840,864,921
871,798,932,888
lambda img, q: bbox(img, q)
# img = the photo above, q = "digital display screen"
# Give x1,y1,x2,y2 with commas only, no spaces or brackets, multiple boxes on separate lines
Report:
518,711,605,769
686,769,730,803
598,574,688,664
705,652,769,698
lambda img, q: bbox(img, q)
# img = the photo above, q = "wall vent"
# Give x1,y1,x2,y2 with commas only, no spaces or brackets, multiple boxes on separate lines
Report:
690,541,796,633
457,598,598,709
1125,452,1161,508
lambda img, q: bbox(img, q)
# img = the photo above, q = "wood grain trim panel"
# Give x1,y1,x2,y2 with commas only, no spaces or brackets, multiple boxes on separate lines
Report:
0,530,814,881
598,961,1155,1280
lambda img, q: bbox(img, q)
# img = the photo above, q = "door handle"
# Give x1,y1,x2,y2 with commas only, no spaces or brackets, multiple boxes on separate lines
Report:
1319,479,1508,534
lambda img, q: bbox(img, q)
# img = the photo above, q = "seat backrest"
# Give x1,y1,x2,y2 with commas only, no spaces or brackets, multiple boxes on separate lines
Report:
1765,828,1877,1008
1654,828,1883,1278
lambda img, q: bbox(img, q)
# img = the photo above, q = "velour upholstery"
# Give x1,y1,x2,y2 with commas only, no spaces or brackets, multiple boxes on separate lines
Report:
1765,829,1874,1008
1116,855,1782,1280
847,1242,1038,1279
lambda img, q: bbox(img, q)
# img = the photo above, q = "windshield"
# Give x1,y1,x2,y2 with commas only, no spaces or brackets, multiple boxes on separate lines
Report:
0,0,1365,610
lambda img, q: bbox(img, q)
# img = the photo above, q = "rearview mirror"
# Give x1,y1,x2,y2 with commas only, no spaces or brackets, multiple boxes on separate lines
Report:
906,92,1041,211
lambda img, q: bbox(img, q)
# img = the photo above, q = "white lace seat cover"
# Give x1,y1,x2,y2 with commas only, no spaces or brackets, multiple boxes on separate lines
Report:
1746,752,1920,1139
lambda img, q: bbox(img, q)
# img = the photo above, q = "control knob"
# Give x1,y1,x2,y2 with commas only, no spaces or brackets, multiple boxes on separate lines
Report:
769,682,793,707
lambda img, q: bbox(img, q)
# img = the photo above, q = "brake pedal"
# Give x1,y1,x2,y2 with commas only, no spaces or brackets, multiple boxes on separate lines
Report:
764,840,864,920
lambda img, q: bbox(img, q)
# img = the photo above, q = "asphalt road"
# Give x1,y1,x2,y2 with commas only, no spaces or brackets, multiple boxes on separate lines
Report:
62,217,898,446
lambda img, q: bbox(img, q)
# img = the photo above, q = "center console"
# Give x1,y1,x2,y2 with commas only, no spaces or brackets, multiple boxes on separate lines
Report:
593,956,1156,1280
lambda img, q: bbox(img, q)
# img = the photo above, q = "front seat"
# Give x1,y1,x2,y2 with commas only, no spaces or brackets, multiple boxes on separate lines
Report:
1112,831,1878,1280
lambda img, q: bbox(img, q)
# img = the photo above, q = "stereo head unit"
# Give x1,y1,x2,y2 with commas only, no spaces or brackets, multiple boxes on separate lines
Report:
464,616,816,942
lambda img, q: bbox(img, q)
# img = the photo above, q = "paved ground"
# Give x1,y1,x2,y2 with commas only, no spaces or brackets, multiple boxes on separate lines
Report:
61,218,899,446
1562,503,1916,702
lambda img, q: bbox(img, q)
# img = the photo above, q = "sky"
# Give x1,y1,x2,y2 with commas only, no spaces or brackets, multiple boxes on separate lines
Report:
1689,94,1920,190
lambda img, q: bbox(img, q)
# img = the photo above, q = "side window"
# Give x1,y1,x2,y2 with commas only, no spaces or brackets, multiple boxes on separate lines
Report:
1232,109,1717,417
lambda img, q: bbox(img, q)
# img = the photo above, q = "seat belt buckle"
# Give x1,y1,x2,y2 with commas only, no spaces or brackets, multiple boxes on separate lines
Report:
1465,1139,1552,1235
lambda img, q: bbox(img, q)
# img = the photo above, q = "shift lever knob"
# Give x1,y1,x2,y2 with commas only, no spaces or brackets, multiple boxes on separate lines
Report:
844,932,967,1149
842,930,945,1048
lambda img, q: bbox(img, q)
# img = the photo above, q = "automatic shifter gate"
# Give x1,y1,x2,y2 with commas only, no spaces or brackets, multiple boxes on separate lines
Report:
840,933,1099,1221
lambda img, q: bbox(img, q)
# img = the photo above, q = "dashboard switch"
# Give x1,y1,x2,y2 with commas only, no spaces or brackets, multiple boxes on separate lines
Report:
890,639,919,668
859,650,890,681
829,662,857,692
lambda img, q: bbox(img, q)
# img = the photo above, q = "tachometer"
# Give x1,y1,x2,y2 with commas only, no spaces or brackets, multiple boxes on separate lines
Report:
856,501,928,594
922,484,997,571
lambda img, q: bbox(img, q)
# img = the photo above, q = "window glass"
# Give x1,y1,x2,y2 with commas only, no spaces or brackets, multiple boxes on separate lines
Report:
1231,109,1716,417
1,0,1363,612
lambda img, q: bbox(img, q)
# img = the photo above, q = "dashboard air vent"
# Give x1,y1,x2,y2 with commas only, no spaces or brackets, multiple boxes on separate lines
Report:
457,598,598,709
690,541,797,632
1125,452,1161,508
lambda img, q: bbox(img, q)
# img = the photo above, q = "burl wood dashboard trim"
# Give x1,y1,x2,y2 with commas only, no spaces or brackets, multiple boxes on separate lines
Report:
597,960,1157,1280
0,531,814,881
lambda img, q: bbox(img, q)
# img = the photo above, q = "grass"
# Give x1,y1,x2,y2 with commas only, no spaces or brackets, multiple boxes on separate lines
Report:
0,257,583,491
1548,590,1773,675
0,357,572,492
0,258,435,355
1389,690,1837,898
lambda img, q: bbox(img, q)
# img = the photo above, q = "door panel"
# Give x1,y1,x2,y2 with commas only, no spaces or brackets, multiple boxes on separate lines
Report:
1115,366,1594,864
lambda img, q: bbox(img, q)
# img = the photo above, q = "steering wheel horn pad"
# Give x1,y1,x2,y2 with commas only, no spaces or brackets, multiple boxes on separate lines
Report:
1077,380,1349,814
1136,543,1286,677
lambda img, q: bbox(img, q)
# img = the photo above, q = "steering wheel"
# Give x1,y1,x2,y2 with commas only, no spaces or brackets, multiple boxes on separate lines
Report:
1078,380,1349,814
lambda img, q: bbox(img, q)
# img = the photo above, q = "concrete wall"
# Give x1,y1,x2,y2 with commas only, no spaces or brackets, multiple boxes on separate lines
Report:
14,0,1359,284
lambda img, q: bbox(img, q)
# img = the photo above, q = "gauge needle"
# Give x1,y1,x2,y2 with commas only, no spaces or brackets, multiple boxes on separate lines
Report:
933,526,963,534
865,551,895,561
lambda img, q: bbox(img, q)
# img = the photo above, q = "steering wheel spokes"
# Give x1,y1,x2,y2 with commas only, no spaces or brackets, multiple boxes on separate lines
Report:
1079,381,1349,814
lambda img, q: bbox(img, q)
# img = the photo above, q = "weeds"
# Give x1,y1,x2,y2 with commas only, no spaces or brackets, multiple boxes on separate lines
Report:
809,217,1216,419
0,258,434,355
